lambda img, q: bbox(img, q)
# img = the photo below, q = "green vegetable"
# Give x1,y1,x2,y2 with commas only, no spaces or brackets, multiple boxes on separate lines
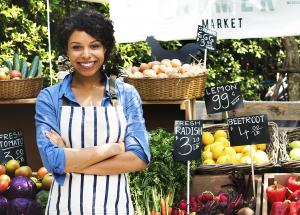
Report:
37,60,43,77
35,190,49,214
12,53,20,71
27,56,40,78
4,61,13,71
20,60,28,78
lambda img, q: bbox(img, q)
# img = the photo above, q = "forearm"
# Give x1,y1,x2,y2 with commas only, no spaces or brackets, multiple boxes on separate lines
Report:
64,143,123,172
73,151,148,175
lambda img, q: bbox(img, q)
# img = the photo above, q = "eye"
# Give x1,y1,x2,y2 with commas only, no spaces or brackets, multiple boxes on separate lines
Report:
90,43,102,49
71,45,81,50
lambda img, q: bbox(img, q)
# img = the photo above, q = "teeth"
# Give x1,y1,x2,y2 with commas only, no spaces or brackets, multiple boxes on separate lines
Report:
80,62,94,68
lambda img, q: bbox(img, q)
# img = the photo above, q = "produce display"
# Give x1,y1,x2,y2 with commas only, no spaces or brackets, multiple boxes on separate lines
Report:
266,176,300,215
123,58,206,78
201,129,269,165
0,159,51,215
172,172,256,215
0,53,41,81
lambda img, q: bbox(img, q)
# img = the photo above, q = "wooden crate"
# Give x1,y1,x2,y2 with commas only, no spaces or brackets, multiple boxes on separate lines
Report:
262,173,300,215
191,174,262,215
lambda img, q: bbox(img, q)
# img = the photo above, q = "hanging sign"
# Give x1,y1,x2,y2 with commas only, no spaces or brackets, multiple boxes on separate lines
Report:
204,82,244,114
227,114,270,146
173,120,203,161
196,25,217,51
0,130,27,165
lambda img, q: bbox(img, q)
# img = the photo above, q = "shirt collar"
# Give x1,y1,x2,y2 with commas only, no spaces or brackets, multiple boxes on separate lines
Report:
58,71,110,102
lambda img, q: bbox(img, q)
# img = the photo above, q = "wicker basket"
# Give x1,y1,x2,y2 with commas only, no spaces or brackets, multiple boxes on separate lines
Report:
195,122,280,174
279,127,300,171
0,77,43,100
124,74,207,100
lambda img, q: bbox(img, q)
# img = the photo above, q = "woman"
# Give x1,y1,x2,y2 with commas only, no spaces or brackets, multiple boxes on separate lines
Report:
35,8,150,215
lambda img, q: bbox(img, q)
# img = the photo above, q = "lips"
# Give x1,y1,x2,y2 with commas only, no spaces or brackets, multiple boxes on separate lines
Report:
78,61,96,69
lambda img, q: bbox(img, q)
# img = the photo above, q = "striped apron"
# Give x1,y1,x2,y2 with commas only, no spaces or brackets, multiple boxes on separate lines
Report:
46,104,134,215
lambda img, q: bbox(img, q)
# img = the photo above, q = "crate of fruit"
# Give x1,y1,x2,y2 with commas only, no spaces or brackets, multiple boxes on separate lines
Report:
0,54,43,100
263,173,300,215
186,172,262,215
123,59,207,101
278,127,300,171
195,122,279,174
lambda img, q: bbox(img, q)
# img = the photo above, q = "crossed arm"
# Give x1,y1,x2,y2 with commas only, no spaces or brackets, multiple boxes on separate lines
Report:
45,130,148,175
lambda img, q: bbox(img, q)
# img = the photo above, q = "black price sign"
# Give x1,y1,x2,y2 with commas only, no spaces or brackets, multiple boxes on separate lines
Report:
0,130,27,165
173,120,203,161
196,25,217,51
227,114,270,146
204,83,244,114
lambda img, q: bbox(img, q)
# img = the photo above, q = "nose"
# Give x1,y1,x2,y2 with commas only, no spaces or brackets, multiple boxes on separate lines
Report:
82,47,91,58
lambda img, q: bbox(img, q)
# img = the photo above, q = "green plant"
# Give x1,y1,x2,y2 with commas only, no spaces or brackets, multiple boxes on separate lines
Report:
129,128,201,212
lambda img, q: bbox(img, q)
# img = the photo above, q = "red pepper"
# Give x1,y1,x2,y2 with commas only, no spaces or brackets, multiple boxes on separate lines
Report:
288,190,300,201
287,176,300,192
270,201,290,215
289,200,300,215
266,181,287,203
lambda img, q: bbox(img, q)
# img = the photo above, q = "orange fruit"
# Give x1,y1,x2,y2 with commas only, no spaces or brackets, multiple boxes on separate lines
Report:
37,167,48,179
15,166,32,177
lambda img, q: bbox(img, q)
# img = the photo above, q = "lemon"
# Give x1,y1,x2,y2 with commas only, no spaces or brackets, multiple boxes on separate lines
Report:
203,144,211,152
214,130,227,139
240,156,252,164
203,159,215,165
233,145,244,153
202,132,214,145
242,145,257,157
221,147,236,157
254,150,269,164
211,142,225,159
202,150,213,160
231,153,243,164
215,137,230,147
256,144,267,151
216,155,230,164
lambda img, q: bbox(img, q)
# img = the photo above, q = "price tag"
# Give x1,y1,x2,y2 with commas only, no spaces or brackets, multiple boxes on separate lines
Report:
173,120,203,161
196,25,217,51
0,129,27,165
227,114,270,146
204,83,244,114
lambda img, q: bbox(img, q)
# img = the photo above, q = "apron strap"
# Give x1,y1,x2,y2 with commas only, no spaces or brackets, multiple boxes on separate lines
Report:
109,75,119,107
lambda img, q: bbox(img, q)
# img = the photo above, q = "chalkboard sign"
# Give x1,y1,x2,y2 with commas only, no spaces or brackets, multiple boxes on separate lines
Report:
0,130,27,165
196,25,217,51
227,114,270,146
173,120,203,161
204,82,244,114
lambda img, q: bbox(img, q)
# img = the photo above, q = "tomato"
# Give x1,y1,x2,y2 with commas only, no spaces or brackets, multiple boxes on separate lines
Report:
37,166,48,179
0,174,11,184
0,179,9,193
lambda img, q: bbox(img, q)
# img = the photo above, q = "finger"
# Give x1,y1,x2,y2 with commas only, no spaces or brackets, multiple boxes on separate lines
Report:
50,129,60,136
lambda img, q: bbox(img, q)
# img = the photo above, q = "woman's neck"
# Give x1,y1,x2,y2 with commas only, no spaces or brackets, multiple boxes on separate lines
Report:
71,71,104,89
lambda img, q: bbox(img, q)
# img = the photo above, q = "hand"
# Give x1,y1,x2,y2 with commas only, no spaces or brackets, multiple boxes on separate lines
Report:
45,129,66,148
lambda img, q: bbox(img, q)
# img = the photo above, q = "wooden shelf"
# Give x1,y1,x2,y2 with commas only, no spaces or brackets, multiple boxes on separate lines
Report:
0,98,36,104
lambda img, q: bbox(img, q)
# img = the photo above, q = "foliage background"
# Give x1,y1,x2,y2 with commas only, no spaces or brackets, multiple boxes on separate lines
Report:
1,0,295,100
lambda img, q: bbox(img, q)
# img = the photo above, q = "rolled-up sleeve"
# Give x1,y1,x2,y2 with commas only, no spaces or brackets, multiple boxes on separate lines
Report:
35,89,66,184
123,85,151,164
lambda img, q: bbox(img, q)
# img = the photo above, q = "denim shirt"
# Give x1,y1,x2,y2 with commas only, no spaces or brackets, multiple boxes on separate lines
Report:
35,72,150,185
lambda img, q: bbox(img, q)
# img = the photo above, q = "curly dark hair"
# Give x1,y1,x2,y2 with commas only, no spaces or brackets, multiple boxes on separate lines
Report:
57,7,115,63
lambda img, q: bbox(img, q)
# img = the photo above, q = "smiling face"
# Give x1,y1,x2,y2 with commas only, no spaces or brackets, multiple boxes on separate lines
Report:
67,30,106,78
